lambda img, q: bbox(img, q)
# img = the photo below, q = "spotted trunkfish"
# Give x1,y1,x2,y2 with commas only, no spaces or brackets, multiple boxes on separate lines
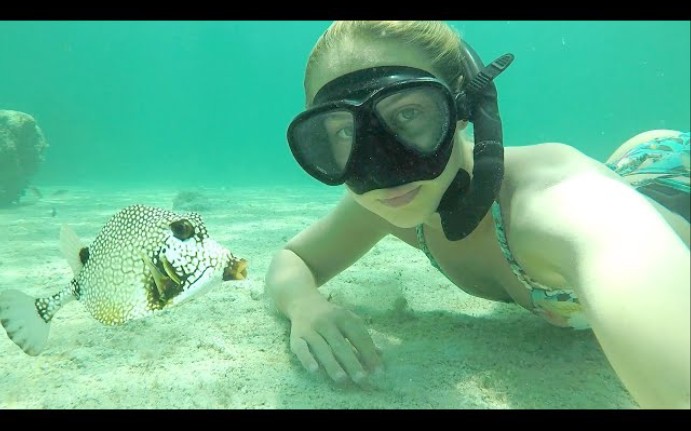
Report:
0,204,248,355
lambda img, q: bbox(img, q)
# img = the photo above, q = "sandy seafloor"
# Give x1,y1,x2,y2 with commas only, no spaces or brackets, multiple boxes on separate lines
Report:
0,185,636,409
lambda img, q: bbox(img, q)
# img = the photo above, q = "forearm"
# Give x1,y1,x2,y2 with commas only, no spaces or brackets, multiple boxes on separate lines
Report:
577,238,690,409
526,172,690,408
265,248,327,320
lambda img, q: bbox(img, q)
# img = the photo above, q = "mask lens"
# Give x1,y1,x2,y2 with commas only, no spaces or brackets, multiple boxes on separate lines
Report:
288,109,355,180
374,86,451,154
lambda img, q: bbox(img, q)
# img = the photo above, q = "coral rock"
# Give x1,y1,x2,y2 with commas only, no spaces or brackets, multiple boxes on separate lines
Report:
0,110,49,207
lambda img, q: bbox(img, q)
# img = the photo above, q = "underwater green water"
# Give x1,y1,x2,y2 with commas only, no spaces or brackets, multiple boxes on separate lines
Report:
1,20,689,188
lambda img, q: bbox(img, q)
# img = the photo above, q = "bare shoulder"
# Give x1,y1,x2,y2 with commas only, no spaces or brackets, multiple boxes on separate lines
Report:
508,139,689,243
500,144,585,221
506,142,595,167
502,143,603,196
500,142,621,242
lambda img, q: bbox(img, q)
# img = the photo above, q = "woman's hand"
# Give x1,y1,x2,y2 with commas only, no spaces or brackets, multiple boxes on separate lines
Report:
288,294,382,386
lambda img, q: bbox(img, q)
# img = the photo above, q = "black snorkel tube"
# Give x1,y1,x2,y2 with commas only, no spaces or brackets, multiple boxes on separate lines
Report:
437,42,514,241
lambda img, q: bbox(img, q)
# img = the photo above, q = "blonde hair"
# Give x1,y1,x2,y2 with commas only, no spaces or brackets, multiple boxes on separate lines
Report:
304,21,466,105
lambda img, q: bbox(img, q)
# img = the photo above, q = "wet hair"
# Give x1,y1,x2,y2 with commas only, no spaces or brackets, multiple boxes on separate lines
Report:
304,21,466,106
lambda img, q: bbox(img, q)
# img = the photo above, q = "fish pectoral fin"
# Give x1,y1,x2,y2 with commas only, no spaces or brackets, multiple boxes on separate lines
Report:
60,224,85,276
140,253,174,299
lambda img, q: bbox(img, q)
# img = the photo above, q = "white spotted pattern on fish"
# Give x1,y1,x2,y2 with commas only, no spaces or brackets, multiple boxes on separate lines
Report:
0,204,248,355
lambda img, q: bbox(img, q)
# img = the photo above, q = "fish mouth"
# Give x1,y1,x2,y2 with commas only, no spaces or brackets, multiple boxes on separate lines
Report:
223,257,248,281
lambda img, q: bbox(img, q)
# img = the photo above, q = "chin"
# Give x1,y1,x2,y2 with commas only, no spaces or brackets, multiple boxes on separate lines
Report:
382,212,425,229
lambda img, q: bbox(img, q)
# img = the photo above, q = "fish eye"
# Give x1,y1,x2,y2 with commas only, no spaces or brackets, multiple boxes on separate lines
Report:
169,219,195,241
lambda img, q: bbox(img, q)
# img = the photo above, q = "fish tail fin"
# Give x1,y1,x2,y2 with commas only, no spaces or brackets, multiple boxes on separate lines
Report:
0,286,74,356
0,289,50,355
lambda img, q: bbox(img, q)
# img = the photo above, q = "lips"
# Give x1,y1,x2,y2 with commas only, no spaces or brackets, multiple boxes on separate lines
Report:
378,186,421,207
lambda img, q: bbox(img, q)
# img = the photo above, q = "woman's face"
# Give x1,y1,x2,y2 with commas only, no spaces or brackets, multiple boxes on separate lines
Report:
309,37,467,229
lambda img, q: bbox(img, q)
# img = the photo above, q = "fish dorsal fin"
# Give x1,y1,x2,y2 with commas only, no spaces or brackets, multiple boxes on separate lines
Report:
60,224,85,275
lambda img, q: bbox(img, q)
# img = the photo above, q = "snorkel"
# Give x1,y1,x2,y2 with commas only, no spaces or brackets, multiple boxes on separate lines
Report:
437,43,514,241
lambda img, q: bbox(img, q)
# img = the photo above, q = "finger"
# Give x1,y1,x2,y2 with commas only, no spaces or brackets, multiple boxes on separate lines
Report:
290,336,319,374
341,318,383,372
317,325,368,385
302,333,350,384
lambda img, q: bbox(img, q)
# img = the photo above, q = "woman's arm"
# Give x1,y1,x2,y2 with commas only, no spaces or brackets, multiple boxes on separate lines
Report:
514,171,690,408
266,192,389,318
265,192,389,383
